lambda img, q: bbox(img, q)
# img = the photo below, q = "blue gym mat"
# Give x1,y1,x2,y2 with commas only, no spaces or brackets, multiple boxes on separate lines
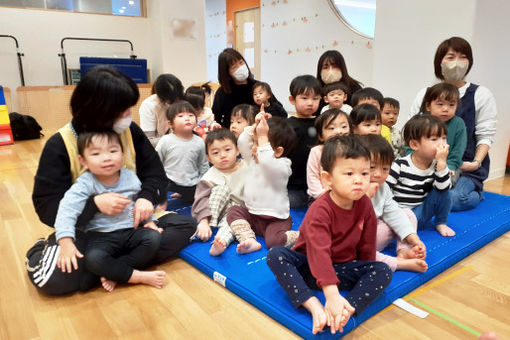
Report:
171,192,510,339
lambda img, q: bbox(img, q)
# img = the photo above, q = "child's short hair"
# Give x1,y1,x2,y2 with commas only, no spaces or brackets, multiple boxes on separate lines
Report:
321,135,370,173
184,93,205,111
359,134,395,166
166,101,197,122
289,75,322,98
253,81,276,103
204,128,237,154
351,87,384,108
77,131,123,156
420,83,460,114
350,103,382,126
186,83,212,97
403,114,448,145
315,108,352,142
154,74,184,104
267,117,297,157
231,104,256,125
382,97,400,109
322,81,350,97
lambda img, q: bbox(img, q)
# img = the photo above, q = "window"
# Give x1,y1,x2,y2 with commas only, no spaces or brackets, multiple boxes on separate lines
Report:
328,0,376,39
0,0,144,17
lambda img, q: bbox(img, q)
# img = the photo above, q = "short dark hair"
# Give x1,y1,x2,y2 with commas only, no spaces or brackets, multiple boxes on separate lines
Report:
321,135,370,173
350,103,381,127
217,48,252,94
322,81,350,97
351,87,384,108
359,134,394,166
267,117,297,157
186,83,212,96
420,83,460,114
316,50,363,90
315,108,352,142
184,93,205,111
155,74,184,104
231,104,257,125
77,130,123,157
382,97,400,109
289,75,321,98
253,81,276,103
166,101,197,123
71,66,139,130
204,128,237,154
434,37,473,80
403,114,448,145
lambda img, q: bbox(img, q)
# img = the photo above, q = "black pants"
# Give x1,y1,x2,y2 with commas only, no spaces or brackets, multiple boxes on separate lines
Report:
168,179,196,204
85,228,161,283
26,213,196,295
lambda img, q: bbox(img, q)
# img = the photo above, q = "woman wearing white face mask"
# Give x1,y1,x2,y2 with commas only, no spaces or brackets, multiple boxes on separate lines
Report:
316,50,363,113
212,48,285,127
26,66,196,295
410,37,497,211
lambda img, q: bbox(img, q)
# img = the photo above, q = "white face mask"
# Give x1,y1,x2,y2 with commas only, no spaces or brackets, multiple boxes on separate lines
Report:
112,115,132,134
231,64,250,82
321,69,342,84
441,60,469,82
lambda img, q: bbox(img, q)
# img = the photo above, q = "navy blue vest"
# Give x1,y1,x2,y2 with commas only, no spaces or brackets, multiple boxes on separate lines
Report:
456,83,489,190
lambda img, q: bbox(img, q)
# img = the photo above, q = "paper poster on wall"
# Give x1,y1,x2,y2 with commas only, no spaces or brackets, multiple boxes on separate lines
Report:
170,18,197,39
243,22,255,43
244,48,255,69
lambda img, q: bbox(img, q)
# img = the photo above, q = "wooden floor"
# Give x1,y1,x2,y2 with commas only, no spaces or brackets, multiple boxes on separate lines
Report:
1,135,509,340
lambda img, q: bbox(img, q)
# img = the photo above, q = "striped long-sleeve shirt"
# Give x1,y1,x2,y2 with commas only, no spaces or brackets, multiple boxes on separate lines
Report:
386,155,451,209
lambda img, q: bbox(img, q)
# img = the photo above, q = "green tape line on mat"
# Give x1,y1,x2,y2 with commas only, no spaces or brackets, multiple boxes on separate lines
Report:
409,298,481,337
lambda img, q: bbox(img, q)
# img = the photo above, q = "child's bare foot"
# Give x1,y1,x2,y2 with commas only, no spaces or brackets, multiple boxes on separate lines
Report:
170,192,182,199
100,277,117,292
128,270,166,288
397,245,426,260
302,296,327,334
209,237,227,256
236,238,261,254
436,224,455,237
396,258,428,272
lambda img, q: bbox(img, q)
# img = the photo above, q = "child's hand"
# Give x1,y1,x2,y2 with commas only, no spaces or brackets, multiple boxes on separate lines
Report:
94,192,130,216
143,221,163,234
57,237,83,273
134,198,154,228
255,114,269,139
404,233,427,259
323,285,355,334
366,182,379,198
196,218,212,241
460,160,480,172
435,143,449,169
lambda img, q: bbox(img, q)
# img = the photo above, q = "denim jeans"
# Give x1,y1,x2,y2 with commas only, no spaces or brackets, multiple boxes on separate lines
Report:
450,176,483,211
412,189,452,227
288,189,309,209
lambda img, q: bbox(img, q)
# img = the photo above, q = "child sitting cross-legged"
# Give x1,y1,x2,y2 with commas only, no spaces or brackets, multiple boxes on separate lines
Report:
55,131,165,292
191,129,247,256
267,135,392,335
360,134,428,273
307,108,352,201
226,112,299,254
387,114,454,237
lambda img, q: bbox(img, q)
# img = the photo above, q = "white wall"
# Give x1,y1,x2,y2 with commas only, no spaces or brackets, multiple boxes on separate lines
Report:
260,0,374,111
204,0,227,82
0,1,208,110
373,0,509,179
470,0,510,179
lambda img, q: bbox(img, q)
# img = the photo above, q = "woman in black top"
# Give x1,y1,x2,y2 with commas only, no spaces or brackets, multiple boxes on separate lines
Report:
26,66,195,295
213,48,283,127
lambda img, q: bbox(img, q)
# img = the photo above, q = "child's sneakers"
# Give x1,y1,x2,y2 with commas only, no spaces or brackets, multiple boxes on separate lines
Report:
284,230,299,248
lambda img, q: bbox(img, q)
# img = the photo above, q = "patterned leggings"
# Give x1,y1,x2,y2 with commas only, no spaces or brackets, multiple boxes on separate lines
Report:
267,246,392,316
208,185,236,247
